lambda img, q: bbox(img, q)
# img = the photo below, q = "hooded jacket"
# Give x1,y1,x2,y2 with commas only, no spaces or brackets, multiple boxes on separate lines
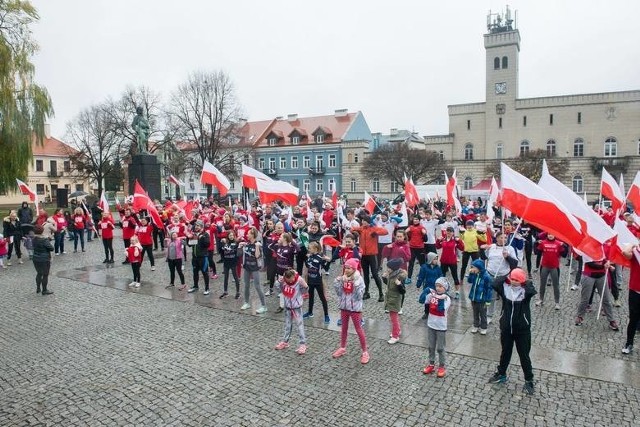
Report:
333,271,366,312
467,259,493,303
493,279,537,334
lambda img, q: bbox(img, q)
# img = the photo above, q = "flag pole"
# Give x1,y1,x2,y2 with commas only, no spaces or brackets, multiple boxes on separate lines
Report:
595,269,609,321
565,251,573,292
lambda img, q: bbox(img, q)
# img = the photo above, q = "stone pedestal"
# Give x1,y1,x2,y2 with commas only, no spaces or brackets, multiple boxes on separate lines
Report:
128,154,161,201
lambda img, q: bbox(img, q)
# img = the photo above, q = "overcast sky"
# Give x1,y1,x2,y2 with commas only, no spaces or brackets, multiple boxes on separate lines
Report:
31,0,640,139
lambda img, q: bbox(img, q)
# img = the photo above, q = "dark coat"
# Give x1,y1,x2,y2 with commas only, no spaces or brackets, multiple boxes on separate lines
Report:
493,279,537,335
32,236,54,262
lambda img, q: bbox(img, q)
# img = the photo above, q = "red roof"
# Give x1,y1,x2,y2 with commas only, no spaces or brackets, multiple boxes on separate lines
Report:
470,178,500,191
32,136,79,157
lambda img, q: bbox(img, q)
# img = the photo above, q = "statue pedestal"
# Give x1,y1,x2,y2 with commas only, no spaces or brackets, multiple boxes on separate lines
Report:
128,154,161,201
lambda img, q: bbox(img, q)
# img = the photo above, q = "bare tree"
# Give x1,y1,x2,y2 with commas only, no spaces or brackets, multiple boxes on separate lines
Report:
485,149,569,182
361,142,445,187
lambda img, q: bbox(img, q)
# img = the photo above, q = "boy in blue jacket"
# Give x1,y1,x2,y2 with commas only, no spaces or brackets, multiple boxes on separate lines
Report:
467,259,492,334
417,252,444,319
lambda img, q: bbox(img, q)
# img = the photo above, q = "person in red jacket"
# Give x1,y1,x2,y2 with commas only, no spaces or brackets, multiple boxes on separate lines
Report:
98,211,115,263
71,207,88,253
622,243,640,354
406,216,427,282
351,215,388,301
126,236,143,287
206,221,218,279
436,226,465,298
135,216,155,271
120,208,139,264
536,233,566,309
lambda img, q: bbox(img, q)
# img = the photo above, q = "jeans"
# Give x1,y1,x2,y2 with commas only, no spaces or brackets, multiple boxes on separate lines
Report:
576,275,615,321
472,301,488,329
73,229,85,251
54,231,65,253
243,269,265,306
223,263,240,293
192,257,210,291
140,244,154,267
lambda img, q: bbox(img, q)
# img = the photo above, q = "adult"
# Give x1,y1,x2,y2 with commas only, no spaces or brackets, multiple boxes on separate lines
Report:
32,225,54,295
71,207,88,253
239,227,267,313
3,210,24,265
574,258,619,331
406,215,427,282
536,233,566,309
187,220,211,295
483,231,518,321
17,201,33,225
621,244,640,354
52,208,68,255
351,215,388,301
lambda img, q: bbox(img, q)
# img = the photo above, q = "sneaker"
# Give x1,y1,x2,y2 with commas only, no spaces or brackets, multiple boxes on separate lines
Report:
128,281,136,287
570,285,578,291
487,317,493,324
102,259,109,263
256,306,268,314
332,347,346,358
622,344,633,354
336,319,342,326
423,364,435,375
360,351,370,364
363,292,371,300
554,303,561,310
360,318,365,326
240,303,251,310
54,252,59,256
324,315,330,324
398,309,403,315
203,290,210,296
303,312,314,319
18,259,24,264
187,287,198,293
535,300,542,307
421,313,428,320
470,327,478,334
274,341,289,350
609,321,620,331
234,293,240,299
377,295,385,302
296,344,307,355
134,282,140,288
404,278,411,285
586,304,592,312
151,266,155,271
437,366,446,378
488,372,508,384
219,292,228,299
614,299,621,307
6,261,11,266
387,337,400,345
522,381,535,395
166,284,175,288
575,316,584,326
479,329,487,335
213,274,219,279
264,290,272,296
454,291,460,300
384,310,389,314
275,307,283,313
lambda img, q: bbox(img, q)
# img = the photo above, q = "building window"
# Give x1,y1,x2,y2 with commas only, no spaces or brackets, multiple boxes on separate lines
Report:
229,180,235,190
36,159,43,171
292,179,299,188
467,120,471,130
268,137,277,146
546,139,557,157
572,175,583,193
520,140,530,156
464,177,473,190
328,154,336,168
243,154,250,165
75,184,84,192
316,179,323,192
258,158,265,169
573,138,584,157
502,56,508,69
269,158,276,170
291,136,299,145
303,179,310,192
315,134,324,143
496,143,503,159
316,155,324,169
328,178,335,192
280,158,286,169
303,156,310,168
523,116,527,127
189,177,195,190
494,57,500,70
372,178,380,192
577,112,582,124
354,154,359,163
549,114,554,125
36,184,45,195
498,117,502,128
291,156,298,169
438,151,444,161
464,143,473,161
390,181,399,193
350,178,356,192
64,161,71,172
604,137,617,157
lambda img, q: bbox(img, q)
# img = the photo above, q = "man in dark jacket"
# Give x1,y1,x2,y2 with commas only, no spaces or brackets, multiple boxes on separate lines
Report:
187,220,211,295
32,225,54,295
488,268,537,395
17,201,33,225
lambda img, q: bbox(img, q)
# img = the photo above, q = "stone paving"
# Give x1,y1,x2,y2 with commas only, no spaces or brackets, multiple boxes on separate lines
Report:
0,231,639,426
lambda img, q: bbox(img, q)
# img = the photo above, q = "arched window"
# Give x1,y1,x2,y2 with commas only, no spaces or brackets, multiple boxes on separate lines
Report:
502,56,508,69
347,153,353,163
372,178,380,192
573,138,584,157
546,139,556,157
350,178,356,192
496,142,504,159
464,176,473,190
572,175,583,193
604,137,617,157
464,143,474,161
494,57,500,70
438,150,445,161
520,140,530,156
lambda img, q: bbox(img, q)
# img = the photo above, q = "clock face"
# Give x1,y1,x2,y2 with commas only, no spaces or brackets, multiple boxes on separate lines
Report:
495,82,507,94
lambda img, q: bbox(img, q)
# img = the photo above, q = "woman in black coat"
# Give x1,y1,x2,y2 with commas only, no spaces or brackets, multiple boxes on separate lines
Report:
32,225,54,295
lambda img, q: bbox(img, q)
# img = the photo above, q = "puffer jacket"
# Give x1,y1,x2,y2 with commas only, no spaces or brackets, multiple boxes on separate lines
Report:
467,259,493,303
333,272,366,312
493,279,537,334
384,268,407,312
351,225,388,256
32,236,53,262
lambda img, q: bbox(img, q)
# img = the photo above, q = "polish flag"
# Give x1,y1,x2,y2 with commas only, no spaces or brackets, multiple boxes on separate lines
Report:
168,175,185,187
444,170,462,213
16,178,36,202
99,190,110,213
500,163,602,260
256,179,299,206
132,180,162,227
184,200,195,221
486,176,500,221
200,160,230,197
320,235,342,248
305,191,314,222
403,174,420,207
609,218,637,267
115,195,122,212
626,171,640,212
363,191,376,214
539,160,614,259
242,164,271,190
600,167,625,214
331,189,338,209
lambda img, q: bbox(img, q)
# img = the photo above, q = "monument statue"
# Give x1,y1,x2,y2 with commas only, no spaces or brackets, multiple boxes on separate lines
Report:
131,106,150,154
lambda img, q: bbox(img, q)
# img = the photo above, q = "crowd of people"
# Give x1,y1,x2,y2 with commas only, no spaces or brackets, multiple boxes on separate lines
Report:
3,193,640,396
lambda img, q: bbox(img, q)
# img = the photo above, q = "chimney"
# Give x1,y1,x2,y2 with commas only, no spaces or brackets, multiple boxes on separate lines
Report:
287,114,298,122
334,109,348,118
44,123,51,139
276,116,283,120
237,118,247,127
390,128,398,136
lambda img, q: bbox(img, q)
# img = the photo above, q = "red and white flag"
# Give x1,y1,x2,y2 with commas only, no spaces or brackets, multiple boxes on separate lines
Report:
331,189,338,209
99,190,110,213
500,163,602,260
600,167,625,214
444,170,462,213
320,235,342,248
305,191,314,222
363,191,376,214
241,164,271,190
115,195,122,212
16,178,36,202
626,171,640,212
132,180,162,227
200,160,230,197
168,174,185,187
256,179,299,206
486,176,500,221
609,218,637,268
403,174,420,207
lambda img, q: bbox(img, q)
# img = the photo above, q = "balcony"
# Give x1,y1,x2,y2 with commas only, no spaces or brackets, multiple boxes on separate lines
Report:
47,171,63,178
591,156,629,175
309,167,325,176
263,168,278,177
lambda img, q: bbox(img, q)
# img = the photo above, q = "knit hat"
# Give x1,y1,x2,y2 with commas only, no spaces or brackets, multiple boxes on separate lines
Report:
386,258,403,271
435,277,450,292
508,268,526,284
465,220,474,226
344,258,360,270
194,220,204,228
446,226,455,232
426,252,438,264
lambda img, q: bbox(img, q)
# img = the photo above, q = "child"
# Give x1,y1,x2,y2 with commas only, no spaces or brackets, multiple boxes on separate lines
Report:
0,233,7,268
488,268,537,395
126,236,143,288
467,259,492,334
332,258,369,364
417,252,444,319
219,231,241,299
98,211,115,264
422,277,452,378
385,258,407,344
274,269,309,354
165,232,186,290
303,241,331,324
436,226,465,298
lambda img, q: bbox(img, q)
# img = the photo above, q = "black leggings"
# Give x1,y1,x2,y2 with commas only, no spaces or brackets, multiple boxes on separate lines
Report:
140,244,155,266
102,238,114,261
296,248,307,275
131,262,141,283
308,279,328,316
361,254,383,296
441,263,460,287
34,260,51,291
8,238,22,260
223,263,240,293
266,257,277,290
168,259,185,285
153,227,165,250
460,251,479,279
626,291,640,346
408,247,424,279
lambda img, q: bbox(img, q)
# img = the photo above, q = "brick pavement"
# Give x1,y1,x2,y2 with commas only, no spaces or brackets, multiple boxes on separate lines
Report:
0,233,638,426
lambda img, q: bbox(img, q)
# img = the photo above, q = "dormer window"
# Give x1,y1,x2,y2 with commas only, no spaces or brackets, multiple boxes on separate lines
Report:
287,128,307,145
268,137,277,146
265,130,284,146
315,134,324,143
311,126,331,144
292,136,299,145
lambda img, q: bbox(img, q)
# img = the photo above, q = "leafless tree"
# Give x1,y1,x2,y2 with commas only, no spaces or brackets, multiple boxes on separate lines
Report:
485,149,569,182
